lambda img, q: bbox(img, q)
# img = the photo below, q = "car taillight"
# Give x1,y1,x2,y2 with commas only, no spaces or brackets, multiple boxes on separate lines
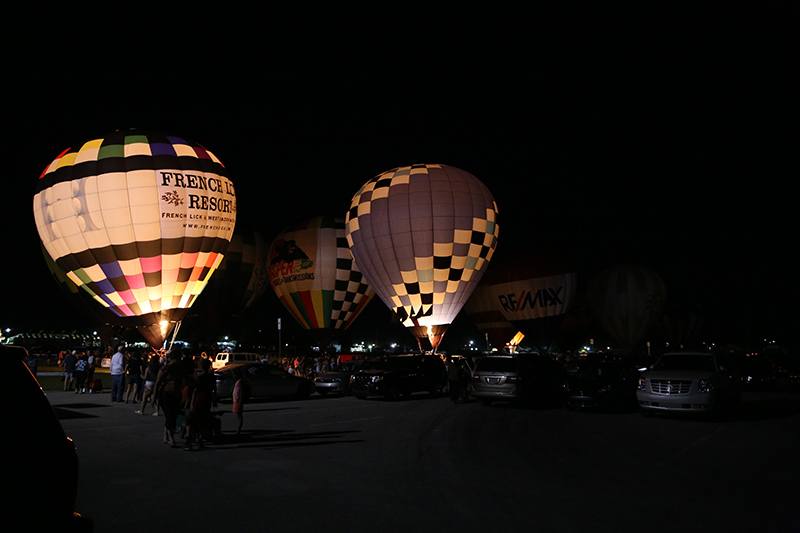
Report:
505,376,519,384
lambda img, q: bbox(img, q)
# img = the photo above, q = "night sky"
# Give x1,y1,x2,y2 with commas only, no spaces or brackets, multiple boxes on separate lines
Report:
4,5,797,351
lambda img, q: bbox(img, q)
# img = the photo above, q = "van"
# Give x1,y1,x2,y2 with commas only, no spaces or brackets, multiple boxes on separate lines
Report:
212,352,263,370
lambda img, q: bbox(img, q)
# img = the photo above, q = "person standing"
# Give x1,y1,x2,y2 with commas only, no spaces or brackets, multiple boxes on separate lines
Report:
110,346,126,402
136,352,162,416
63,350,78,392
183,358,217,450
74,352,88,394
155,350,188,447
232,366,248,436
85,350,97,393
124,351,145,404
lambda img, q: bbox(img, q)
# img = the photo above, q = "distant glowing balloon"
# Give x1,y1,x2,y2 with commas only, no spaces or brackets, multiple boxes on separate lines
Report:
345,164,499,353
587,263,666,354
268,216,375,335
33,130,236,347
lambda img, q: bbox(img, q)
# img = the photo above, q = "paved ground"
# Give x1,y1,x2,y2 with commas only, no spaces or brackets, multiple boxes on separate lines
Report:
48,388,800,533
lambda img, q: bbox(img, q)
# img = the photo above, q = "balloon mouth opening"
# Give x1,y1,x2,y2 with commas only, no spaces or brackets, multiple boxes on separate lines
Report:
409,324,448,354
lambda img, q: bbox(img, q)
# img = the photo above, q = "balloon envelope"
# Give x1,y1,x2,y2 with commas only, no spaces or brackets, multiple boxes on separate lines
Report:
587,263,666,354
345,164,499,352
268,216,375,335
190,225,271,332
475,249,578,353
33,130,236,346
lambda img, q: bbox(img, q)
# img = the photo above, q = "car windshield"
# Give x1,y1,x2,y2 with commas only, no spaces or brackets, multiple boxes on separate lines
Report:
476,357,517,372
653,354,717,372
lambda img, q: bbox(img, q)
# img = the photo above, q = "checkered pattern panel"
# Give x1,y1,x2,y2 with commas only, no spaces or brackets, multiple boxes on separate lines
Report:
32,131,236,337
345,164,499,329
268,216,375,330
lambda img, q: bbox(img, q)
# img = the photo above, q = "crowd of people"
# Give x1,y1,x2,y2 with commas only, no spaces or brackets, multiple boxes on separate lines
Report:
50,345,240,452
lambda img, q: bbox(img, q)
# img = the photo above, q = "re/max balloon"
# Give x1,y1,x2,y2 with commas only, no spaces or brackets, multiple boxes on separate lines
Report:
346,164,499,353
268,216,375,335
33,130,236,347
481,249,578,354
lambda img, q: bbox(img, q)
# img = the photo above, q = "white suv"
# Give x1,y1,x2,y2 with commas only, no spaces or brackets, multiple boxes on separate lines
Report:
637,351,741,417
212,352,264,370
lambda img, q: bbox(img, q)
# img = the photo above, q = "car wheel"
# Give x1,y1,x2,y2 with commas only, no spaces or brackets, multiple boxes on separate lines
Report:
384,386,400,401
429,383,443,398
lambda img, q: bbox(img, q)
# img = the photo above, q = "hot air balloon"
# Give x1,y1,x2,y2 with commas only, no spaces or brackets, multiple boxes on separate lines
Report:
345,164,499,353
474,249,578,354
268,216,375,342
587,263,666,355
656,298,703,349
33,130,236,347
189,222,271,334
464,282,520,353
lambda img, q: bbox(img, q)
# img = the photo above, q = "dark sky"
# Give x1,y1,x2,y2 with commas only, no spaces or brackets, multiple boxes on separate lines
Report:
4,5,797,350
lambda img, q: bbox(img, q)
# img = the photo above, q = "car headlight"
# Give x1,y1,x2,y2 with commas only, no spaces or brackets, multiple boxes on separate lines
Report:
637,377,646,390
698,379,712,393
371,375,382,383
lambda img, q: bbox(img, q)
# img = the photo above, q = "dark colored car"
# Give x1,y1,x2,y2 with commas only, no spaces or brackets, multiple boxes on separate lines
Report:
562,356,639,411
351,354,446,400
738,354,779,390
214,362,315,401
470,354,564,407
5,344,93,531
313,359,367,396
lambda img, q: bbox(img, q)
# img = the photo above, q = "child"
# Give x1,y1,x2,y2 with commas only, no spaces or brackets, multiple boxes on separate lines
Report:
232,367,247,435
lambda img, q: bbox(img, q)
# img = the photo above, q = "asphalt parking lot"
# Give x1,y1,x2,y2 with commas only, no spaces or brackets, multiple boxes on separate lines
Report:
47,388,800,533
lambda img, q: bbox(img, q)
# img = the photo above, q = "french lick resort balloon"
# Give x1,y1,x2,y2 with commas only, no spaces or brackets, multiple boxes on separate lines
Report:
268,216,375,334
346,164,499,353
33,131,236,347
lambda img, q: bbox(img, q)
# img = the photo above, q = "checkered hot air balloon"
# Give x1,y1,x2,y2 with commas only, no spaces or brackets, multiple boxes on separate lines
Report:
33,130,236,347
345,164,499,353
268,216,375,337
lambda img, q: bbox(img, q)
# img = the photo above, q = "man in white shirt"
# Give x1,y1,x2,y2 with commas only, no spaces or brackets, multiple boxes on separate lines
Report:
110,347,127,403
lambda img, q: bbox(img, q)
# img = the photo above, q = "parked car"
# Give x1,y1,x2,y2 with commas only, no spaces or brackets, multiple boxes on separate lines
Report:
470,354,564,407
563,355,639,411
314,359,367,396
214,362,315,401
212,352,264,370
738,354,779,390
351,354,446,400
5,344,93,531
637,351,741,417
